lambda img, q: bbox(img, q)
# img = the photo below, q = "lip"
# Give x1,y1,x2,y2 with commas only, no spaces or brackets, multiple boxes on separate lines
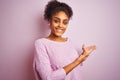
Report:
56,28,64,32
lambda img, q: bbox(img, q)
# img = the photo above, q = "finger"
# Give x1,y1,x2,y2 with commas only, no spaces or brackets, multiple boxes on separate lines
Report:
91,45,96,50
88,45,96,50
82,44,85,55
89,46,96,53
82,44,85,49
82,44,85,51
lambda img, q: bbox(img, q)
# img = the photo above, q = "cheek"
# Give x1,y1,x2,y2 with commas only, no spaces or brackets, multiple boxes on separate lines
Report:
50,22,58,28
53,22,59,27
50,24,57,31
63,25,67,30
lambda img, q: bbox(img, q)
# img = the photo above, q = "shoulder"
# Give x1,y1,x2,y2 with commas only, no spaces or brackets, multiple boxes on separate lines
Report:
35,38,44,43
34,38,47,46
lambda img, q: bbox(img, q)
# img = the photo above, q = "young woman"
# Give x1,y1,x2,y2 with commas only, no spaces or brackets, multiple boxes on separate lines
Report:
33,0,96,80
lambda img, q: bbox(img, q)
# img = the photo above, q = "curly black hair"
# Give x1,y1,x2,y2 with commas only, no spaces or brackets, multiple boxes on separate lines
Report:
44,0,73,21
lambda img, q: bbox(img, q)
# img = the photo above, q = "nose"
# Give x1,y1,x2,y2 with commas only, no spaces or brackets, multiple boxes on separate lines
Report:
58,22,63,28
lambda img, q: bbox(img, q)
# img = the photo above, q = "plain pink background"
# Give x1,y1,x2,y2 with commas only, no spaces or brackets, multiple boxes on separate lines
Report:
0,0,120,80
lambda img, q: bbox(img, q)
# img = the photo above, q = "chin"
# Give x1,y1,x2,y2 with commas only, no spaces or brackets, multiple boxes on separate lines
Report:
55,33,63,37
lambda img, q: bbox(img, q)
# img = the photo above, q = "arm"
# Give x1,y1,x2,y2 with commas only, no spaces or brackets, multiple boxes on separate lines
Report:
63,44,96,74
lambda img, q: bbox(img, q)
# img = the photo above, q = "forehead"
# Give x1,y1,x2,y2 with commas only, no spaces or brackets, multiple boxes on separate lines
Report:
52,11,69,20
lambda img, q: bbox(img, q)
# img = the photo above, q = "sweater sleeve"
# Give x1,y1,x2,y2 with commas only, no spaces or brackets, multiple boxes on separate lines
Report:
34,40,66,80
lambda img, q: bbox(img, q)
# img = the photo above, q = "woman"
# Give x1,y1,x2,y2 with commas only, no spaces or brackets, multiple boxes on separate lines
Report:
33,0,96,80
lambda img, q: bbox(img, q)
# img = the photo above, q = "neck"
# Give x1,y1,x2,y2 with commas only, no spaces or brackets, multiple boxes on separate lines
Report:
47,33,67,42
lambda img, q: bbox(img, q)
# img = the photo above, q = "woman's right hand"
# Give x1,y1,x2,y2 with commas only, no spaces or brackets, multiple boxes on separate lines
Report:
77,44,96,63
63,44,96,74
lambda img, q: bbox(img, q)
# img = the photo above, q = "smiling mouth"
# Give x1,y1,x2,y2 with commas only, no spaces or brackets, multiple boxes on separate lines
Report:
56,28,64,32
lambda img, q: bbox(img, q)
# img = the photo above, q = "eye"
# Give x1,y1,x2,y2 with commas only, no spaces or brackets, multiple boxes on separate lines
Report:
53,19,59,23
63,21,68,25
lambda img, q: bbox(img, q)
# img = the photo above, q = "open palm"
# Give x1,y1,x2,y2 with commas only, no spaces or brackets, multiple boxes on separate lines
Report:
82,44,96,56
77,44,96,63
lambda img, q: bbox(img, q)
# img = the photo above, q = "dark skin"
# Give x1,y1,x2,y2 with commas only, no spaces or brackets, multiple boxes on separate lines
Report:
46,11,96,74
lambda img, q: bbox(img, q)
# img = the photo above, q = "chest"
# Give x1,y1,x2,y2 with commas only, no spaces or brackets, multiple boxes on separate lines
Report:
46,44,79,69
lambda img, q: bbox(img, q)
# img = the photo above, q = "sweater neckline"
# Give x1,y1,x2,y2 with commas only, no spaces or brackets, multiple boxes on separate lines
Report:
42,37,69,44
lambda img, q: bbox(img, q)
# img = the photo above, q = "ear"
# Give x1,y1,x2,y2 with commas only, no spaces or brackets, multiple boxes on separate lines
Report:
47,20,50,26
47,19,51,28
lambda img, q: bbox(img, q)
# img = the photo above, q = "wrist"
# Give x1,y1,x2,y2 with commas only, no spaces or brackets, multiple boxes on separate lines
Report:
76,55,86,63
76,57,82,64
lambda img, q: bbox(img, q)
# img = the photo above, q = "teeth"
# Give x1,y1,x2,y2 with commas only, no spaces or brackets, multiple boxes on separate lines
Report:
56,29,63,32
